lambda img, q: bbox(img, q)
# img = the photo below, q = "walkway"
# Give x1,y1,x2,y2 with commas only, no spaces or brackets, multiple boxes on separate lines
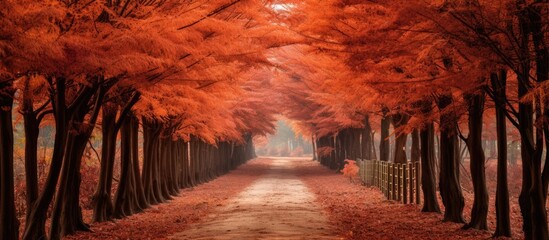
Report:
170,158,337,239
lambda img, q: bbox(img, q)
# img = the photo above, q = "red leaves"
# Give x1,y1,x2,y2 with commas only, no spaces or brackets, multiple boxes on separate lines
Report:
341,159,359,181
297,160,526,240
317,146,334,157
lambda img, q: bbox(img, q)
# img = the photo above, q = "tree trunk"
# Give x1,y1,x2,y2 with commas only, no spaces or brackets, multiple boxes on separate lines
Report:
312,135,317,160
437,94,465,223
518,82,535,240
335,133,345,170
463,92,488,230
93,91,140,221
188,139,197,186
24,77,69,240
530,3,549,239
371,132,377,160
142,118,163,205
21,80,40,220
491,70,512,237
113,114,146,218
516,5,544,239
392,112,409,164
362,116,373,160
351,128,361,160
160,138,176,198
50,84,104,238
178,140,188,188
93,104,117,222
0,83,19,240
50,127,92,238
421,122,440,213
131,116,148,209
411,129,420,163
380,108,391,161
509,141,517,166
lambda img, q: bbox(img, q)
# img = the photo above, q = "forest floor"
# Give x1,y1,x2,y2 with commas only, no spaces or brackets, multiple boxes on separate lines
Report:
297,158,525,240
68,157,526,240
67,158,274,240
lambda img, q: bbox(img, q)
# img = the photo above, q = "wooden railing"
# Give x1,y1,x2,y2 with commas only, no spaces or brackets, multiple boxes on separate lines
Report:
357,159,421,204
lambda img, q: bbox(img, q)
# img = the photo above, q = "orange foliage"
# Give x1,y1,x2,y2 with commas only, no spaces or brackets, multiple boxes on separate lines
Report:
317,146,334,158
341,160,359,182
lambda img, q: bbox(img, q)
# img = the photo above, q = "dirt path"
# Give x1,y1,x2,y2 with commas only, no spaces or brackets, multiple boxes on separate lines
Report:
170,157,337,240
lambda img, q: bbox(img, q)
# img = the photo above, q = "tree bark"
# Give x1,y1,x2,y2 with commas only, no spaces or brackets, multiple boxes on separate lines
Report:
418,100,440,212
392,112,409,164
335,133,345,170
21,77,41,220
380,108,391,161
463,92,488,230
142,118,164,205
437,94,465,223
92,104,117,222
421,122,441,213
50,83,104,239
411,129,420,163
529,3,549,239
312,135,317,160
362,116,373,160
113,113,149,218
130,116,149,210
24,77,69,240
491,71,512,237
508,141,517,166
350,128,361,160
0,82,19,240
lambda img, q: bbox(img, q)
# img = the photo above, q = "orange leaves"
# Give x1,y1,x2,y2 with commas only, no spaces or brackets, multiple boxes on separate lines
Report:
342,159,359,181
317,146,334,158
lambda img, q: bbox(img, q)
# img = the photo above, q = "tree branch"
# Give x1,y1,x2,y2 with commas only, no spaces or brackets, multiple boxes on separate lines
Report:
177,0,242,30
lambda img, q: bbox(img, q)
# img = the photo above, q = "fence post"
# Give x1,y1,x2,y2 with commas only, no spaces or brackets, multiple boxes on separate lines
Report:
411,162,416,204
386,163,389,199
400,164,404,203
387,163,393,200
376,160,380,188
393,163,397,201
377,160,380,189
362,159,365,185
415,161,421,204
373,160,376,187
379,162,383,194
364,160,368,185
366,160,369,185
383,162,387,197
380,162,387,197
409,163,414,203
367,160,372,185
394,163,397,201
358,159,421,205
402,163,409,204
360,159,365,184
393,163,400,201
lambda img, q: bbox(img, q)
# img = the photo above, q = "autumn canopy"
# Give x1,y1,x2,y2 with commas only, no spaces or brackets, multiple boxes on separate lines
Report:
1,0,549,239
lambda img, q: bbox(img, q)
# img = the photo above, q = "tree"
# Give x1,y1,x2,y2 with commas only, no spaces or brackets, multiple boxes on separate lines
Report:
436,93,465,223
461,90,489,230
0,80,19,240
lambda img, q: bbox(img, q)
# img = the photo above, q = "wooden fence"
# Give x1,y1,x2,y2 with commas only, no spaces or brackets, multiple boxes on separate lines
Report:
357,159,421,204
